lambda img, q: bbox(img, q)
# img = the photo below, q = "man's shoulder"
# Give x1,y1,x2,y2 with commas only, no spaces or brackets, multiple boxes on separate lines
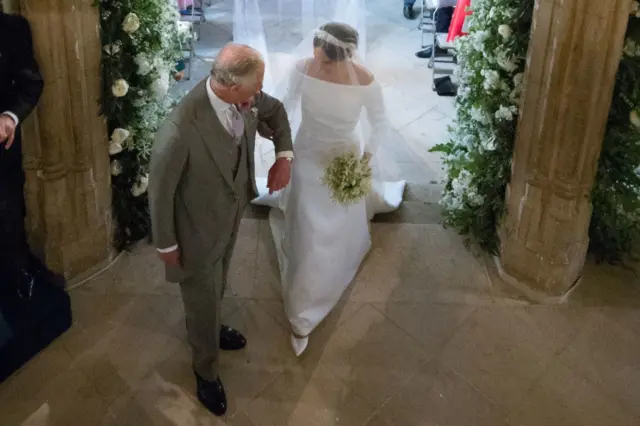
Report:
171,79,207,117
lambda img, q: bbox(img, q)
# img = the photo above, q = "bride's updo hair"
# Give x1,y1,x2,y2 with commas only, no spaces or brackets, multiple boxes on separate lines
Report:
313,22,359,62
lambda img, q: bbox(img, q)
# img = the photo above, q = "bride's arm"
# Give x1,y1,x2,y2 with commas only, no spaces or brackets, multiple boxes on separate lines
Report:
363,81,389,159
281,62,305,112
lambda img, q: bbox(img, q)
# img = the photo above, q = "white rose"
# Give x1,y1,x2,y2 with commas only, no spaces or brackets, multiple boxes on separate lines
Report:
498,25,512,40
112,79,129,97
109,141,123,155
630,110,640,129
122,13,141,34
495,105,518,121
110,128,130,145
131,175,149,197
111,160,123,176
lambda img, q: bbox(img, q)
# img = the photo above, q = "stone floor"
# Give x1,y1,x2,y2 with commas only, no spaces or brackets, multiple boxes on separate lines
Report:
2,222,640,426
3,1,640,425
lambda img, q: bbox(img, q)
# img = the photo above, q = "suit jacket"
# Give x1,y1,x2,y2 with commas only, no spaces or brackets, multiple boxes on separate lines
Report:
149,79,293,282
0,12,43,175
0,13,43,123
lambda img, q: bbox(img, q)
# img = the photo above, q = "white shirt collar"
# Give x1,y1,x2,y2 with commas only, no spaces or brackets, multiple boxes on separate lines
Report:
206,77,233,113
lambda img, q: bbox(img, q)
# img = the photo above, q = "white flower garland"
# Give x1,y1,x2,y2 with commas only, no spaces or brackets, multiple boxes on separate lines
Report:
98,0,186,247
430,0,533,250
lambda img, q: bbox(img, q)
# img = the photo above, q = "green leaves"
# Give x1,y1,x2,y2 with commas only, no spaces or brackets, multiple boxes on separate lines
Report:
435,1,640,263
431,0,533,252
97,0,184,250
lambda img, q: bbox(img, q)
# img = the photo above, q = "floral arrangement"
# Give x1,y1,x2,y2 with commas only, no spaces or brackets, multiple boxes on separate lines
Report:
430,0,534,253
323,152,373,205
589,11,640,262
433,0,640,263
96,0,186,249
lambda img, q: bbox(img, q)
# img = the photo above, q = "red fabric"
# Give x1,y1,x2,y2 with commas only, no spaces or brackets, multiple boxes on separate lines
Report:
447,0,472,42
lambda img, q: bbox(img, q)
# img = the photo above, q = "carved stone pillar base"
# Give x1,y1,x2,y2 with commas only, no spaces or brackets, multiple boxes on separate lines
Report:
499,0,630,298
19,0,113,279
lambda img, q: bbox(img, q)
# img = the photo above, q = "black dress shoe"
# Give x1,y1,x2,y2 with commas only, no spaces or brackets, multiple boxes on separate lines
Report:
220,325,246,351
195,373,227,416
403,5,416,20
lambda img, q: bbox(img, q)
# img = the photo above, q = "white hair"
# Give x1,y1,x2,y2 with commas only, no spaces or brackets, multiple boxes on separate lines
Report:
210,48,263,86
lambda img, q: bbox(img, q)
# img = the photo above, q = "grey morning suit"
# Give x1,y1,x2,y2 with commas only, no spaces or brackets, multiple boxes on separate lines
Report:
149,80,292,380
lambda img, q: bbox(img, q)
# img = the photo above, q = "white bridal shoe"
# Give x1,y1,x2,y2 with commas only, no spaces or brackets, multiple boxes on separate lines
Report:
290,333,309,357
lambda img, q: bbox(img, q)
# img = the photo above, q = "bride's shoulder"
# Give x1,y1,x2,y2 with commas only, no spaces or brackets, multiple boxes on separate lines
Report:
353,63,375,86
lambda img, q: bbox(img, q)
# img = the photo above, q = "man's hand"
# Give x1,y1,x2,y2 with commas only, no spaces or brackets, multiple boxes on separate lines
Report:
0,115,17,150
267,157,292,194
158,248,180,267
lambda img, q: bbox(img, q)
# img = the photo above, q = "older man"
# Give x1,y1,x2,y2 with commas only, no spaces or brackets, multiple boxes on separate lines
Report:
149,44,293,416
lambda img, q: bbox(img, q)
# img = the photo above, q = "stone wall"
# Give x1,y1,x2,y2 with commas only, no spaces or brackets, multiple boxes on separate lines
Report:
18,0,113,279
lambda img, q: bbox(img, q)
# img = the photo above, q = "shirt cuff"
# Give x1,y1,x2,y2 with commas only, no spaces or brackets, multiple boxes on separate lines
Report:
157,245,178,253
276,151,294,160
1,112,19,126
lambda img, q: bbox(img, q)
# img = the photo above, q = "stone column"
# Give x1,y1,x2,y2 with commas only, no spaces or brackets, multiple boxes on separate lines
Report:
18,0,113,279
498,0,630,301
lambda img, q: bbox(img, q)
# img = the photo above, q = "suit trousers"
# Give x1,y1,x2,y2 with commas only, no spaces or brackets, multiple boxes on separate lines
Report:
179,212,242,382
0,139,28,297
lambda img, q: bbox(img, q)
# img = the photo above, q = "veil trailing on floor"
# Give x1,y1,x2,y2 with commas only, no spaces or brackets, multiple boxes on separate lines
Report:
233,0,404,215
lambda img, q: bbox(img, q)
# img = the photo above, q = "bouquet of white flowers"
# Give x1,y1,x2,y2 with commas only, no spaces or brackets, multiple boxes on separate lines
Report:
323,151,373,205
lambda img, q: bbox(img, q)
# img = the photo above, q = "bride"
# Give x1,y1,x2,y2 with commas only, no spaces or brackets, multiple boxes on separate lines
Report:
253,21,406,356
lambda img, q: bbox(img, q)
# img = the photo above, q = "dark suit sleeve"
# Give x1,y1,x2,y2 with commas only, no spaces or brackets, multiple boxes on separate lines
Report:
254,91,293,153
5,15,44,122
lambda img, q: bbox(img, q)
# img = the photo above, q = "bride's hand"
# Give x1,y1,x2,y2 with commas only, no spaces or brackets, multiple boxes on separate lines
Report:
362,152,373,163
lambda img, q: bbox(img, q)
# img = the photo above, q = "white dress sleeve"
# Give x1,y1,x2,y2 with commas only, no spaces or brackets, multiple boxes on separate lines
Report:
363,81,389,157
281,63,305,114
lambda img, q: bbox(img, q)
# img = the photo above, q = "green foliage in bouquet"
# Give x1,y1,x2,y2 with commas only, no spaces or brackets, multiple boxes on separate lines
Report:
323,152,373,206
430,0,534,254
589,13,640,262
96,0,186,249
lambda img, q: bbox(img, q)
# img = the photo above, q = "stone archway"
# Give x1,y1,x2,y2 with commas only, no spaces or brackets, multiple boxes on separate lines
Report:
498,0,630,301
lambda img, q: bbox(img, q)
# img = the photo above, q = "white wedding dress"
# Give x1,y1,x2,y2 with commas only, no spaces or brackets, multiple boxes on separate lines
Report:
253,67,406,355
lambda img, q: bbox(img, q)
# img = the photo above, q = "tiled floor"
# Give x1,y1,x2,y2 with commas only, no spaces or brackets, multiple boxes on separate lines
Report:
3,1,640,426
2,222,640,426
